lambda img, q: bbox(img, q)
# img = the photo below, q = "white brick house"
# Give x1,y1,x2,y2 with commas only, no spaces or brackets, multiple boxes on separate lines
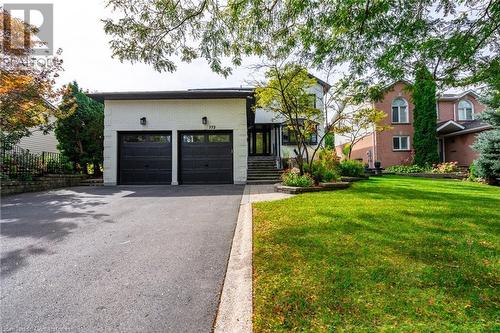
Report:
89,79,330,185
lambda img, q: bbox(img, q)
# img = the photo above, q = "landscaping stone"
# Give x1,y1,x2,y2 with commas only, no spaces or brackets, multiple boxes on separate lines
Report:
275,182,351,194
0,174,85,196
341,176,369,182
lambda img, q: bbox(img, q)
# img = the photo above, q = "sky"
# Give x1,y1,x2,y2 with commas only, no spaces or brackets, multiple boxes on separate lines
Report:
6,0,273,92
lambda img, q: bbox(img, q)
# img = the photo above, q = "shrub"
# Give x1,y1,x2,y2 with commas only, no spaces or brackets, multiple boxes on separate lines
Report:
303,149,340,183
386,164,429,173
472,109,500,184
337,160,365,177
431,161,458,174
281,169,314,187
304,160,340,184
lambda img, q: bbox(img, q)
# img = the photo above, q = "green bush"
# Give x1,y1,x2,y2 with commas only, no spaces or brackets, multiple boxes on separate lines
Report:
386,164,429,173
337,160,365,177
303,149,340,183
281,170,314,187
467,161,480,182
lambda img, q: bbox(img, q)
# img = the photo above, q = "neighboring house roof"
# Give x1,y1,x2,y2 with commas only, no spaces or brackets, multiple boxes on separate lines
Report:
437,119,492,137
88,88,255,102
437,90,480,101
436,120,465,134
43,98,57,110
380,80,480,101
381,79,413,92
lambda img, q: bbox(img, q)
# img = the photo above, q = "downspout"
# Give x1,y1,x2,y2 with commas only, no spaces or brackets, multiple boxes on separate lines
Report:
372,125,377,168
277,125,282,169
442,138,446,162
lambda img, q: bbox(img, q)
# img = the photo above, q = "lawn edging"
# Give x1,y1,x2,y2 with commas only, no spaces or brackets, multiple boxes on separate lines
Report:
385,172,467,180
214,186,253,333
275,181,350,194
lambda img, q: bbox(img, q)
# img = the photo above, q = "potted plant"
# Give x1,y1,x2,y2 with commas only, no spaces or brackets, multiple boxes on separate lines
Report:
374,160,381,169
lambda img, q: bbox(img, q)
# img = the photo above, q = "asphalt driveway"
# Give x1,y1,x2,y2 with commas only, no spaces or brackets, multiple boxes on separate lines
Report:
0,185,244,333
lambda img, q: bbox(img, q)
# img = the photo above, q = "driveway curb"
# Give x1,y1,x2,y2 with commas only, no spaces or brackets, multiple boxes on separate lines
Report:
214,185,253,333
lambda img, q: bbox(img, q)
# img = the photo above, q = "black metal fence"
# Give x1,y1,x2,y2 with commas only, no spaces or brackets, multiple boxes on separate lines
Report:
0,145,73,181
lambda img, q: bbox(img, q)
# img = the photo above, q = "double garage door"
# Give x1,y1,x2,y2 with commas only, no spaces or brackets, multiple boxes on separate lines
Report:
118,131,233,185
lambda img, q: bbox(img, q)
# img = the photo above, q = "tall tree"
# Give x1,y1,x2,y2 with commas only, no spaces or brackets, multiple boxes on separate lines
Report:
55,82,104,176
255,64,322,174
412,64,440,166
255,63,387,173
102,0,499,87
0,8,64,146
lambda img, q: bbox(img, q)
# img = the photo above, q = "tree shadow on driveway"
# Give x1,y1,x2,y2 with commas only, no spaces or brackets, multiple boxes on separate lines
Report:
1,189,114,277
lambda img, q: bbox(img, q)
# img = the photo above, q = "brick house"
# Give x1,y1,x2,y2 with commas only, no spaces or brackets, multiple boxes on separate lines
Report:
336,81,491,168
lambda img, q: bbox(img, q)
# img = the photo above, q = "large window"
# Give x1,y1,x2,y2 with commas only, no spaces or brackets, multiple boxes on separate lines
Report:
282,126,318,145
393,136,410,151
392,98,409,123
457,100,473,120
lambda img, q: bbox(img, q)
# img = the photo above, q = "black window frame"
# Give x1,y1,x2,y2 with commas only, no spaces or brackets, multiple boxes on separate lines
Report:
282,125,318,145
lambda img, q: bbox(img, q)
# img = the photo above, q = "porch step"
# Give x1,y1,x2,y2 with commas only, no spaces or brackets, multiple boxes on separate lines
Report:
246,179,281,185
247,156,282,183
248,156,276,160
247,171,282,177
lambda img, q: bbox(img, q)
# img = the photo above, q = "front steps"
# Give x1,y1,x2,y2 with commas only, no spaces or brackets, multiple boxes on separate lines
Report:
247,156,282,184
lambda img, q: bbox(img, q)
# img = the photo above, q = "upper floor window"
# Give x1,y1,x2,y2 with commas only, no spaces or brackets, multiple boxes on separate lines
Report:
392,98,409,123
458,100,473,121
308,94,317,108
282,124,318,145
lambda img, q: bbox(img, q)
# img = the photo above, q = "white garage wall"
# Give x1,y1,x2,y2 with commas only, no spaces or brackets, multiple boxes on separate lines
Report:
104,98,248,185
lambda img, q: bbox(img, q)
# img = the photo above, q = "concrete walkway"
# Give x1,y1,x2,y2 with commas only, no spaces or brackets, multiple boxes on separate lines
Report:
214,185,292,333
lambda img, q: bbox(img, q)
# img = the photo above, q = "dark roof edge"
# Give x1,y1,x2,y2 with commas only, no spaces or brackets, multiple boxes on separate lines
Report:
308,74,332,92
87,89,255,103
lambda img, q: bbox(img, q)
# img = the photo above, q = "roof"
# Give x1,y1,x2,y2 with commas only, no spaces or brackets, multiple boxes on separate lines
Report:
438,119,492,136
87,74,331,103
88,88,255,103
437,90,480,101
381,80,480,101
307,74,332,92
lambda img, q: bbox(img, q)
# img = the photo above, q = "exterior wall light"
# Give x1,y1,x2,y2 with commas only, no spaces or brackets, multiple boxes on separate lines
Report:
202,116,208,125
140,117,147,125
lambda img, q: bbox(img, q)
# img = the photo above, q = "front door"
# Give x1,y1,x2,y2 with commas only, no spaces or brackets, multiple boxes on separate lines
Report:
248,125,272,155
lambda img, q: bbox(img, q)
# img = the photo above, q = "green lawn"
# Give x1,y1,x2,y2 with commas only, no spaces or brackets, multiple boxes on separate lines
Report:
253,176,500,332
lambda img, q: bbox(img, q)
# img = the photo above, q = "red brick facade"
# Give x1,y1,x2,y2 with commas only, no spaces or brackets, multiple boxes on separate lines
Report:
337,81,488,168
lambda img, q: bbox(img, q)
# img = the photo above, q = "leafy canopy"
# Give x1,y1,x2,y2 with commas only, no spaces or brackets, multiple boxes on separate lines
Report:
0,8,64,146
103,0,499,87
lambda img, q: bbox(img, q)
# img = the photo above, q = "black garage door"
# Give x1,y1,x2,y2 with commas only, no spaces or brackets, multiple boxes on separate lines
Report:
179,131,233,184
118,132,172,185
